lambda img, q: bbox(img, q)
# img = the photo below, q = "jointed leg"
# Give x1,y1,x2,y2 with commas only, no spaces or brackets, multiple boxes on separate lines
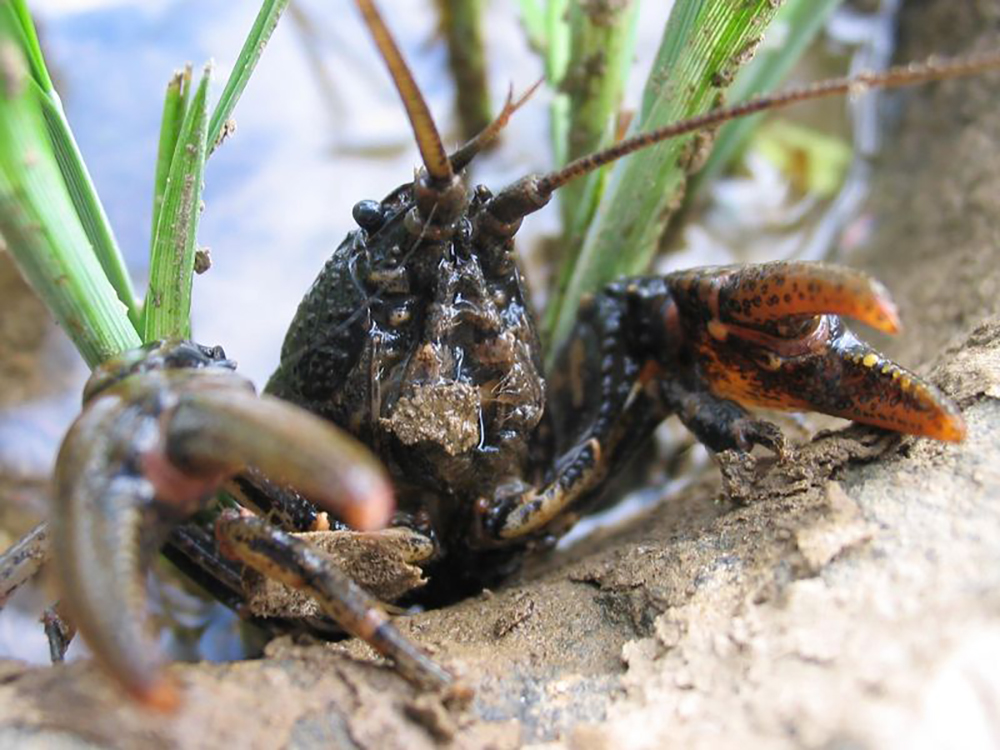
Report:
228,469,330,533
659,378,786,457
215,510,453,691
0,521,49,608
487,280,672,540
488,261,960,543
239,525,436,617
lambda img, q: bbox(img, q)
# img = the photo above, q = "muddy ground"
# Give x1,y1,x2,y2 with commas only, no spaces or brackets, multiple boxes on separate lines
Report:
1,1,1000,748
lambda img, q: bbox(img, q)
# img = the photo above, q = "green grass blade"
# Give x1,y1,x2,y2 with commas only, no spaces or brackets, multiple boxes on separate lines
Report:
518,0,546,53
151,66,191,255
544,0,571,83
8,0,53,92
543,0,638,333
559,0,638,225
0,31,140,368
547,0,783,355
143,64,211,342
38,89,141,325
437,0,492,141
545,0,571,168
207,0,289,153
691,0,843,193
145,0,292,338
8,0,139,324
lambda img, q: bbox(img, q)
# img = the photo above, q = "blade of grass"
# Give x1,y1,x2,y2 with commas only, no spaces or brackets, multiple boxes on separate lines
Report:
518,0,546,54
142,64,211,342
207,0,289,153
8,0,139,326
560,0,638,212
151,65,192,255
545,0,571,169
543,0,638,333
144,0,292,340
37,91,141,326
8,0,52,91
691,0,843,194
547,0,783,356
436,0,492,141
0,30,140,367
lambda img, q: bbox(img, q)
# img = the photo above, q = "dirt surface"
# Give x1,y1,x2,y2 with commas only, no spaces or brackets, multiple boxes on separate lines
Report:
2,1,1000,748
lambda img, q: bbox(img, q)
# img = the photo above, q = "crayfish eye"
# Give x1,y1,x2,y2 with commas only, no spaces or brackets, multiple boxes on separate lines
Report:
352,199,385,232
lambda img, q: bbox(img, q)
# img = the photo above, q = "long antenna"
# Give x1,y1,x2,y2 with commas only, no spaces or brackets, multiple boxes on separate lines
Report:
353,0,453,183
449,78,544,173
535,50,1000,195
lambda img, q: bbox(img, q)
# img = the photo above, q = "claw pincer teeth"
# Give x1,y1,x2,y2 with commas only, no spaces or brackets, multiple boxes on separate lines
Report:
833,339,966,442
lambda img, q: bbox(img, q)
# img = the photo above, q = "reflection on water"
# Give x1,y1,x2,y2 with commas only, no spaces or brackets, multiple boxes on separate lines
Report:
1,0,897,665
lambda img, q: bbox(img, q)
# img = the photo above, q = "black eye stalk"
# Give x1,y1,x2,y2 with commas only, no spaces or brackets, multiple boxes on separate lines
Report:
352,199,384,233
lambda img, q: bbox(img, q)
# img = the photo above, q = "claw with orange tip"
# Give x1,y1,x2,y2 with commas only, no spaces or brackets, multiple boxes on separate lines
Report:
664,262,965,443
50,340,395,709
669,260,901,334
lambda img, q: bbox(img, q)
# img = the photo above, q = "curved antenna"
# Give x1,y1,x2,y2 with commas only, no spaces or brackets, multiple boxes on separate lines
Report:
353,0,453,183
449,78,544,172
535,50,1000,195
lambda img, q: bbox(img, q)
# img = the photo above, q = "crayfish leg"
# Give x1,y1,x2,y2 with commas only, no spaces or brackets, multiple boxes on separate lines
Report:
240,526,436,617
0,521,50,608
490,280,674,541
215,510,454,692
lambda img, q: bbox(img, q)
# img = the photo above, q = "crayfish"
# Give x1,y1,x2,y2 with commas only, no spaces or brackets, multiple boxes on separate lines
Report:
1,0,992,711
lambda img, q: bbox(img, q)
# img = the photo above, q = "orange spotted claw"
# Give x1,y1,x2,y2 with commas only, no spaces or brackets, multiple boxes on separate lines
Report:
670,261,901,334
666,262,965,443
819,329,965,442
